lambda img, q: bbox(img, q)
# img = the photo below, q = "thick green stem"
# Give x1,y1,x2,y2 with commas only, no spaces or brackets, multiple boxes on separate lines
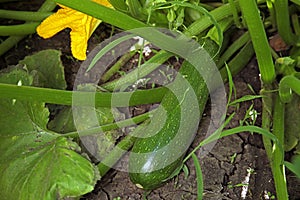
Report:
261,84,275,168
217,32,250,68
219,41,254,82
63,110,153,138
279,75,300,103
0,0,56,57
292,14,300,35
0,23,40,36
261,83,288,200
228,0,242,28
54,0,146,30
37,0,57,12
0,9,51,21
239,0,275,84
0,36,23,56
274,0,299,45
266,0,276,29
184,2,238,37
101,51,135,82
0,83,167,107
271,94,289,200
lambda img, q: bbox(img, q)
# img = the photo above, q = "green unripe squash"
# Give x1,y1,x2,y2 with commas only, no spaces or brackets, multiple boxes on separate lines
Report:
128,60,209,190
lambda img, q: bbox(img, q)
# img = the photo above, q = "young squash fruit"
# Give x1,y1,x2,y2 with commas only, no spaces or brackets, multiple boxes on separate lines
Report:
128,58,211,190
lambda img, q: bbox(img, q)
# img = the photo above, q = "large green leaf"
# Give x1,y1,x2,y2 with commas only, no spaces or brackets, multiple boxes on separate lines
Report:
48,84,124,162
19,49,67,89
0,62,98,199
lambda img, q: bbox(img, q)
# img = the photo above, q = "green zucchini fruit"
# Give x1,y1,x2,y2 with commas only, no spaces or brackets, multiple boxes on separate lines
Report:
128,58,210,190
128,37,220,190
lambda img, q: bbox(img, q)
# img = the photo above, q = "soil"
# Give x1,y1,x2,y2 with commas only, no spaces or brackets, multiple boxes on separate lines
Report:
1,1,300,200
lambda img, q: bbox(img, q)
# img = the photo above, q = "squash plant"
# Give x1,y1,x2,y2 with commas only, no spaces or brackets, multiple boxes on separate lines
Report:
0,50,99,199
0,0,300,199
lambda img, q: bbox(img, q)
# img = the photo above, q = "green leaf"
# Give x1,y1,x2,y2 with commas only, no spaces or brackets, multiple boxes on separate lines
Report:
19,49,67,89
192,153,203,200
0,65,33,86
0,67,98,199
229,94,264,106
284,155,300,179
205,17,233,46
182,164,189,179
49,105,124,161
48,107,76,134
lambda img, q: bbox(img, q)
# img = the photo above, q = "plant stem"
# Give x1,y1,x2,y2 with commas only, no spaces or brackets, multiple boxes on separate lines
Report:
266,0,276,29
261,86,275,161
97,134,136,176
279,75,300,103
271,94,289,200
0,23,40,36
292,14,300,35
217,32,250,68
63,110,153,138
274,0,298,45
184,1,239,37
0,83,167,106
0,9,52,21
239,0,275,84
0,36,23,56
261,82,289,200
0,0,56,57
219,41,254,82
54,0,146,30
97,121,150,176
101,51,173,91
228,0,242,28
101,51,135,82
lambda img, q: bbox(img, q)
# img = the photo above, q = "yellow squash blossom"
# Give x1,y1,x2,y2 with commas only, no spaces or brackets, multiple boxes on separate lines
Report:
37,0,113,60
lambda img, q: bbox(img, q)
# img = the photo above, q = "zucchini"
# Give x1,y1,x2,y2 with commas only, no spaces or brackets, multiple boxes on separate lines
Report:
128,58,211,190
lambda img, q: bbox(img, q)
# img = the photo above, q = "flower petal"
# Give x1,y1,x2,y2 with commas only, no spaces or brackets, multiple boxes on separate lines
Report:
37,8,77,39
70,16,101,60
36,0,113,60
